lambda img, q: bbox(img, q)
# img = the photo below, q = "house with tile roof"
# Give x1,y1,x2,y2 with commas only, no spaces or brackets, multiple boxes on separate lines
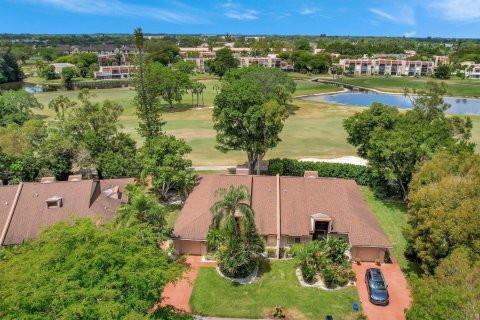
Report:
173,170,391,261
0,175,134,246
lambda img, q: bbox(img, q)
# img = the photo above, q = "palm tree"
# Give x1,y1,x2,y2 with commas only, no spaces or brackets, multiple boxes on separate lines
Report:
210,185,255,240
209,185,264,278
113,184,166,233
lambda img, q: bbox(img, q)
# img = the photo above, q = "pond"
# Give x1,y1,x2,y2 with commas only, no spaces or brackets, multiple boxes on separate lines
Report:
299,92,480,115
0,81,61,93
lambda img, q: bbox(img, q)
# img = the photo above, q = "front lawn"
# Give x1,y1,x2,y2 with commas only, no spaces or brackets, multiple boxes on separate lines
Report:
360,187,421,277
190,259,360,320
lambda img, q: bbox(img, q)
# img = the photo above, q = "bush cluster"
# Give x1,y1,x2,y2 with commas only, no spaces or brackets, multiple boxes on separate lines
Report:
292,238,356,288
267,158,372,186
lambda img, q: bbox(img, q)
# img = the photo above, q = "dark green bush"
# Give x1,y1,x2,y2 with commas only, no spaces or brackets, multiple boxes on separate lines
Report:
301,264,316,283
267,158,372,186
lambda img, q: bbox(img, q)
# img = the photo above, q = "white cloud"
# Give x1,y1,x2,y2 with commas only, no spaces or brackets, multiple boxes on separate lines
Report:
428,0,480,21
225,10,258,20
299,7,319,15
369,6,415,25
27,0,200,24
221,1,258,20
404,31,416,37
369,8,395,21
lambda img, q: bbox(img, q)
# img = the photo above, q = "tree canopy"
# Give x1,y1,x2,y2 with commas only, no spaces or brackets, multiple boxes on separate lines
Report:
138,134,196,201
0,44,23,83
404,151,480,273
213,79,289,173
343,82,474,200
406,247,480,320
205,48,239,78
0,218,191,319
0,90,42,127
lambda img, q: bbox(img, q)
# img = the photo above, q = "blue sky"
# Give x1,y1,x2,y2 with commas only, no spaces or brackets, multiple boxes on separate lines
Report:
1,0,480,38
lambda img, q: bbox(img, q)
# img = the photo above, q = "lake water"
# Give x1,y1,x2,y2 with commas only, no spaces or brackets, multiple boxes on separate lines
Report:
0,82,61,93
299,92,480,115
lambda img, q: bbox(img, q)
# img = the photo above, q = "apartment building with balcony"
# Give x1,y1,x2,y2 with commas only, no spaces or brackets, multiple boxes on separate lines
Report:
339,58,434,76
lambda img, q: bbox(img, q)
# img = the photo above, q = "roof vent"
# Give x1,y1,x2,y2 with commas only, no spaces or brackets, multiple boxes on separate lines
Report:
45,195,63,209
304,171,318,179
68,174,82,182
41,176,56,184
236,168,249,175
103,186,120,199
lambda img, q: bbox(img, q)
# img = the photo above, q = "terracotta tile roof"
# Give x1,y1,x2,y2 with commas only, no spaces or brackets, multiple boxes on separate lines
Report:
0,178,134,245
0,185,19,241
173,175,391,248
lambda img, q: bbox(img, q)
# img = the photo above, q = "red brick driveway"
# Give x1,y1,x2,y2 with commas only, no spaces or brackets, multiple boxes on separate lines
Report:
352,263,412,320
160,256,217,313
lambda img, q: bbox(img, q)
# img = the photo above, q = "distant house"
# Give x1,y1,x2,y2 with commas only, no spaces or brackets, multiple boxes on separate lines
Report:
0,176,134,246
172,171,391,261
50,62,75,74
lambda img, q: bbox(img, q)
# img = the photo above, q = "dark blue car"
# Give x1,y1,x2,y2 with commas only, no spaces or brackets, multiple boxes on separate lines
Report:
365,268,389,306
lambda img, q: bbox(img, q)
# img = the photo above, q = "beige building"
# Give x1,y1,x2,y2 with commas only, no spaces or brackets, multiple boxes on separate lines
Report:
173,171,392,262
339,58,434,76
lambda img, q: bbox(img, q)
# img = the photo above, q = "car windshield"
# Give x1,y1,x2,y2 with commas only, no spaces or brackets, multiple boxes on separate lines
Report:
369,280,386,290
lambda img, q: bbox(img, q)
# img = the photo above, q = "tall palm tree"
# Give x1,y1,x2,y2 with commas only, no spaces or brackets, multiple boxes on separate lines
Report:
113,184,166,233
209,185,264,278
210,185,255,240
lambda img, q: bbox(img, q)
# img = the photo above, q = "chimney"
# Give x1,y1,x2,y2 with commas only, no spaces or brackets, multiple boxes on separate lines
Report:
40,176,56,184
304,171,318,179
235,167,249,175
68,174,82,182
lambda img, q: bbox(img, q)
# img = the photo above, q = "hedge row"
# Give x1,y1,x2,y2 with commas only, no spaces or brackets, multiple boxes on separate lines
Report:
267,158,372,186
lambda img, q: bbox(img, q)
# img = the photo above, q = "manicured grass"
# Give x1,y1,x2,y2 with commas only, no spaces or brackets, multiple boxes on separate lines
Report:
190,259,360,320
294,80,344,96
325,76,480,97
360,187,421,277
32,79,480,166
163,204,182,229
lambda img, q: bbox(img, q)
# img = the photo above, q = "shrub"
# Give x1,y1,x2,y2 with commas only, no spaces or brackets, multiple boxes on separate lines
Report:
355,257,361,265
374,259,381,266
357,312,368,320
272,305,286,318
266,247,276,258
217,242,259,278
322,265,336,287
301,264,316,283
348,270,357,281
268,158,373,186
289,243,304,257
384,249,392,264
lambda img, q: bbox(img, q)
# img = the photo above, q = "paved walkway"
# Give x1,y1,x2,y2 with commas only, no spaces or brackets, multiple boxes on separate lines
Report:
352,263,412,320
161,256,217,313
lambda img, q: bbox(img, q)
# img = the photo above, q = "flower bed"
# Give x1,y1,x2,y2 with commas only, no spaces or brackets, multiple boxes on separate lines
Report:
291,238,357,289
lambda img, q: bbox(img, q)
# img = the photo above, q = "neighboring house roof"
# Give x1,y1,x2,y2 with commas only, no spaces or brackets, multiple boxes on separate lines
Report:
0,178,134,245
173,175,391,248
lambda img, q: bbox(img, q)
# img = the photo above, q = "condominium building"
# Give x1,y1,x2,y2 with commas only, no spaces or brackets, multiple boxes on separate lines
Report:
433,55,450,67
94,65,136,80
184,56,284,73
239,56,282,68
463,62,480,79
339,58,434,76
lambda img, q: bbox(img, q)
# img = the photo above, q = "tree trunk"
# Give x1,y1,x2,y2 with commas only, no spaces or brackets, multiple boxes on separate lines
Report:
256,154,262,175
398,179,408,202
247,153,257,175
